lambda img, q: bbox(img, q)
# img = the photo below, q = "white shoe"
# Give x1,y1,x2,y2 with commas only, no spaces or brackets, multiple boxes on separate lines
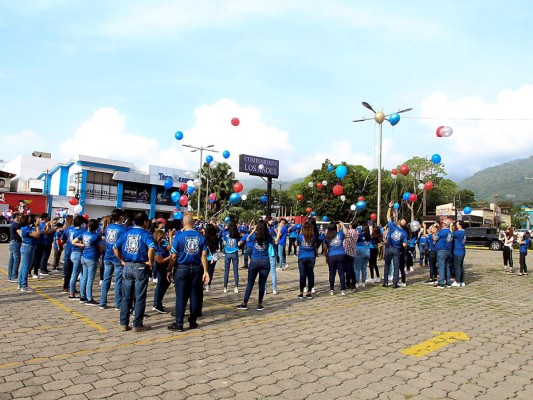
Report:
329,290,334,296
311,288,316,294
234,287,239,294
153,278,158,284
32,274,40,279
355,283,360,288
99,280,102,286
451,281,460,287
272,289,278,295
303,287,308,293
223,287,228,293
361,283,366,288
341,290,346,296
374,277,381,283
149,277,153,282
398,282,406,287
205,285,210,292
460,282,465,287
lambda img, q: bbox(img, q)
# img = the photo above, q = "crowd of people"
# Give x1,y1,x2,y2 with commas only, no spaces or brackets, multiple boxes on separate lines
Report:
5,206,531,332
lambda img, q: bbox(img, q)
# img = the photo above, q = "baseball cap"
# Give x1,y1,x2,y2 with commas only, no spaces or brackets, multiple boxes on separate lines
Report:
156,218,166,225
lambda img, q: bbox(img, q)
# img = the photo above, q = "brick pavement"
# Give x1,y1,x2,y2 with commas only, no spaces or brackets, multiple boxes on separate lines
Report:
0,245,532,399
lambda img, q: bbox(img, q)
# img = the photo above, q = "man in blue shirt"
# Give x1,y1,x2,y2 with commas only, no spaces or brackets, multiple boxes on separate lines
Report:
383,202,408,288
167,213,209,332
276,219,289,270
434,220,453,288
113,212,155,332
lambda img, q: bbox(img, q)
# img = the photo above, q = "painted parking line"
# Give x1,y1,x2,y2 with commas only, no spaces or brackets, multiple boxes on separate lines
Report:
401,331,470,357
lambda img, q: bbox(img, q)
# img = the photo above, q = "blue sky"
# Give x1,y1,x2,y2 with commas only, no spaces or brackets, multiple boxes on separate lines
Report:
1,0,533,182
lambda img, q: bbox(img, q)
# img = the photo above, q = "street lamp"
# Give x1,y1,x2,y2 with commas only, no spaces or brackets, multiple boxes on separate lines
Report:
182,144,219,219
353,102,412,225
493,193,500,227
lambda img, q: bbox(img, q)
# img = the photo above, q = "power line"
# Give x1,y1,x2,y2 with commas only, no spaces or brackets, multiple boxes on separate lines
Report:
403,116,533,121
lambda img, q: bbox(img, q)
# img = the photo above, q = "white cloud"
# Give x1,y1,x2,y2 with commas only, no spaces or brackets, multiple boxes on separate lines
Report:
3,129,45,159
419,84,533,177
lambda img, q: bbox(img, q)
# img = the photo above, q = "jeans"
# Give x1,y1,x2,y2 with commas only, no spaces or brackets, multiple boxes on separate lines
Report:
32,244,44,275
69,251,83,294
63,252,73,290
243,258,270,305
384,247,401,286
277,244,286,267
8,241,21,280
80,257,98,300
428,250,437,280
120,263,150,328
418,243,428,266
207,260,217,285
40,243,53,272
268,255,277,291
53,248,62,269
298,257,315,292
454,254,465,283
345,255,355,288
224,252,239,288
153,261,170,308
519,252,528,273
243,247,252,268
368,248,380,279
173,265,204,325
100,260,124,308
503,246,513,269
328,254,346,291
437,249,451,286
19,244,35,289
354,247,370,283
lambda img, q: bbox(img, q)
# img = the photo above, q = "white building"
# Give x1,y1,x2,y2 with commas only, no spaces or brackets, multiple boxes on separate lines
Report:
4,152,59,193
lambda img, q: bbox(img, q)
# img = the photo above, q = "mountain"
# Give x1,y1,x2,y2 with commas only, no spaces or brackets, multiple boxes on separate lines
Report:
460,156,533,203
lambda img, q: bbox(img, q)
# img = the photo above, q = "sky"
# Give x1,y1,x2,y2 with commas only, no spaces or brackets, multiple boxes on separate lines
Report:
1,0,533,183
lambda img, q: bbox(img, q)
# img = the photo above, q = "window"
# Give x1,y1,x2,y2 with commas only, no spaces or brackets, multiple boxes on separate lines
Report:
85,171,117,201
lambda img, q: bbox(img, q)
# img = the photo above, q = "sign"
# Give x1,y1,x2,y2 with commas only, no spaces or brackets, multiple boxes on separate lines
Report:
0,192,47,215
239,154,279,178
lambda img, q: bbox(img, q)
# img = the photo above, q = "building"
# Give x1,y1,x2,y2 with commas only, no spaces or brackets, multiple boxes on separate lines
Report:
3,153,59,193
434,203,511,228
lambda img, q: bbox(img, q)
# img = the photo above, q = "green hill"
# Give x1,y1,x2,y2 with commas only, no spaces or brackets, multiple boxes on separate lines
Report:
460,156,533,203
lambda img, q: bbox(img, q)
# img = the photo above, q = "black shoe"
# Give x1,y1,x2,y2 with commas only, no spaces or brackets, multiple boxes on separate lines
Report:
298,294,304,299
152,306,168,314
236,303,248,310
306,293,313,299
189,322,199,329
85,299,98,306
79,297,88,303
392,285,399,289
257,304,264,311
381,284,388,288
168,323,184,331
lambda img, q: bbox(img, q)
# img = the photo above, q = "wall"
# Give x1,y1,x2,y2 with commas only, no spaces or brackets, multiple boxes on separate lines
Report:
83,204,113,219
0,192,48,214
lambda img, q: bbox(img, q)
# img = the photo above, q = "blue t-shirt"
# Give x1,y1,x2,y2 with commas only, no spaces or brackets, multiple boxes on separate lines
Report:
387,220,407,249
427,234,436,251
326,231,346,257
82,231,101,261
241,233,254,248
408,235,417,248
223,231,239,254
104,223,127,262
171,229,207,266
278,225,288,246
155,238,170,259
10,221,22,243
53,230,63,250
356,232,370,248
21,226,37,246
520,238,531,254
297,234,316,259
70,227,86,253
249,233,273,260
289,225,299,239
114,226,155,263
62,226,75,255
435,228,453,251
419,236,427,248
452,230,466,256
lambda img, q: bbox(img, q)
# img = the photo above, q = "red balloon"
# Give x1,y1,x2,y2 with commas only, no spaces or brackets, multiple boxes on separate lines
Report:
424,181,434,190
399,164,410,176
180,183,188,192
370,213,377,221
69,197,79,206
391,169,398,176
233,182,244,193
409,193,418,202
332,184,344,196
436,126,444,137
179,195,188,207
305,207,313,214
357,196,365,201
231,117,240,126
297,194,304,201
316,182,323,190
82,214,89,220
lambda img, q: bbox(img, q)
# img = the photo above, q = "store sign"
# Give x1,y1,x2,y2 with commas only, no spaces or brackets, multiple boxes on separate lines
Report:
239,154,279,178
158,173,189,183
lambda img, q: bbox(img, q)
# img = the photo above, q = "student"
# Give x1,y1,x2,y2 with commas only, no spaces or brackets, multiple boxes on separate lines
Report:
297,221,316,299
222,221,240,293
287,220,299,256
204,223,220,292
502,228,515,274
354,223,371,288
61,215,74,293
368,226,382,283
73,219,101,305
343,222,358,290
68,216,87,300
152,229,174,313
434,220,453,288
383,202,408,289
276,219,289,270
52,222,64,272
7,212,22,283
17,214,41,292
451,220,466,287
518,232,531,276
323,221,348,295
418,230,429,267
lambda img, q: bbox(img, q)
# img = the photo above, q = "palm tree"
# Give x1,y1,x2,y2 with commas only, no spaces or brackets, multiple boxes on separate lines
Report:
192,162,236,218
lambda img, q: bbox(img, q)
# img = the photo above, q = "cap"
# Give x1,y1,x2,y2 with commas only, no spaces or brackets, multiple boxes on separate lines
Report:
156,218,166,225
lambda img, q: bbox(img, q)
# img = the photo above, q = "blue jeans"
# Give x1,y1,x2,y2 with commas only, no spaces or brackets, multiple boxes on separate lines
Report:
69,251,83,294
328,254,346,291
153,261,170,308
277,244,286,267
243,258,270,305
437,249,451,286
120,263,150,328
298,257,315,292
19,244,35,289
100,260,124,308
268,255,277,291
384,247,401,286
173,264,204,325
80,257,98,300
39,243,53,272
454,254,465,283
8,241,21,280
354,247,370,283
224,252,239,288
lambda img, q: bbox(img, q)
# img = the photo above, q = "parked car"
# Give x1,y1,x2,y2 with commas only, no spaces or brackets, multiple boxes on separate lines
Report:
0,223,10,243
514,229,531,241
465,227,502,250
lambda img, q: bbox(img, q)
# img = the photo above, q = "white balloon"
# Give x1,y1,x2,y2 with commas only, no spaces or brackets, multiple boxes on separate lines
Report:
193,179,201,188
340,195,346,202
73,204,83,214
417,183,425,190
187,180,194,187
308,182,314,188
322,180,328,186
241,195,247,201
410,221,421,231
350,204,356,211
210,161,218,169
258,164,264,171
441,126,453,137
391,174,397,180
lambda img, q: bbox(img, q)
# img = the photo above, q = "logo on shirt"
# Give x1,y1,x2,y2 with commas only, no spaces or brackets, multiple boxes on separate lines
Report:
254,242,267,251
83,235,91,247
125,234,141,254
227,238,237,249
330,235,342,247
301,239,313,249
391,230,402,242
446,233,453,243
185,236,200,254
106,229,118,244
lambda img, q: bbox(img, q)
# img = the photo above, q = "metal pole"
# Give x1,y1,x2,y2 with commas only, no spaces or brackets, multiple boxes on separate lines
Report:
267,177,273,217
377,122,382,225
205,174,210,220
197,149,203,219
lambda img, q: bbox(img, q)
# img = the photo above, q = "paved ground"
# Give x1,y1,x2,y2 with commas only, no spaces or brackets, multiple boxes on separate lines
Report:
0,245,532,400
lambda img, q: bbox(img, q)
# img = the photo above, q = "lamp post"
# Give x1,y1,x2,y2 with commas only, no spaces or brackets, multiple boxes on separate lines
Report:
182,144,219,219
272,180,290,217
353,102,412,225
493,193,500,227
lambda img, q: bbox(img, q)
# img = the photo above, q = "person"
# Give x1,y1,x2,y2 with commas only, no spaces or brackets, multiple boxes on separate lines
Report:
152,228,174,313
287,219,298,256
37,214,57,276
343,222,358,290
100,209,126,310
434,220,453,288
52,222,64,272
502,228,515,273
354,223,371,288
61,215,74,294
368,226,382,283
237,219,272,311
418,230,429,267
241,226,253,270
424,223,439,284
68,216,87,300
267,219,278,294
113,211,155,332
73,219,101,304
276,218,289,270
204,223,220,292
323,221,348,295
405,227,417,274
7,212,22,283
518,232,531,276
222,221,240,293
383,202,408,289
451,220,466,287
318,227,326,255
296,221,316,299
167,213,209,331
17,214,41,292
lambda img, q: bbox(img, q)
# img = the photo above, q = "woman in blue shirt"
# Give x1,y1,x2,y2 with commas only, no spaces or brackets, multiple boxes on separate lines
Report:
518,232,531,276
451,221,466,287
354,223,371,288
74,219,101,305
223,221,240,294
152,229,174,313
17,214,41,292
424,223,439,284
296,221,316,299
368,226,382,283
324,222,348,295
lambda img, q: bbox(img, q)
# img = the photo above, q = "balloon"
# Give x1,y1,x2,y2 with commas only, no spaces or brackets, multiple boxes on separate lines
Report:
186,186,195,194
437,126,453,137
322,216,329,222
391,174,397,180
356,200,366,210
370,213,377,221
322,180,328,186
175,131,183,140
374,111,385,124
210,161,218,169
308,182,314,188
68,197,78,206
327,165,334,172
305,207,312,214
391,169,398,176
73,204,83,214
350,204,356,211
209,193,217,201
332,184,344,196
402,192,411,201
431,154,442,165
310,211,316,217
222,150,230,159
393,202,400,210
436,126,444,137
258,164,264,171
335,165,347,179
260,195,268,204
164,178,173,190
463,206,472,215
209,198,215,204
174,211,183,220
171,191,180,203
187,180,194,187
424,181,434,190
241,195,247,201
206,155,213,164
233,182,244,193
389,113,400,126
410,221,421,232
179,195,188,207
409,193,418,202
340,195,346,202
229,193,241,205
224,216,231,223
83,214,89,220
316,182,323,190
231,117,240,126
399,164,410,176
357,196,365,201
180,183,188,192
296,194,304,201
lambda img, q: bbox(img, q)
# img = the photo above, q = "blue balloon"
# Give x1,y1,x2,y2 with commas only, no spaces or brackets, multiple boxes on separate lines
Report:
335,165,347,179
224,216,231,223
431,154,442,164
170,191,180,203
322,216,329,222
186,186,195,194
206,155,213,164
260,195,268,204
175,131,183,140
327,165,334,172
389,113,400,126
356,200,366,210
463,206,472,215
402,192,411,202
173,211,183,220
229,193,241,205
393,202,400,210
223,150,230,159
209,198,215,204
163,178,173,190
310,211,316,217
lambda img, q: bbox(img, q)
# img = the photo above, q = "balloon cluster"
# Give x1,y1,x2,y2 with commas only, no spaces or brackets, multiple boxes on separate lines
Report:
55,208,68,218
1,209,13,222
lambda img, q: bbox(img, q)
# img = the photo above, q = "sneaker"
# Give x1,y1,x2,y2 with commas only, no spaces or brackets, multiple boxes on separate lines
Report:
517,272,523,276
17,285,21,290
99,280,102,286
152,306,168,314
398,282,406,287
361,283,366,288
153,278,158,284
168,323,184,331
223,287,228,293
9,279,18,283
329,290,334,296
272,289,278,295
79,297,88,303
99,304,107,310
424,279,435,285
133,325,152,332
355,283,360,288
86,299,98,306
119,325,131,331
451,281,460,287
311,288,316,294
303,287,308,293
20,286,35,292
234,287,239,294
68,295,80,300
460,282,466,287
306,293,313,299
236,303,248,310
39,271,49,276
257,304,265,311
276,267,282,271
365,279,374,284
434,284,445,289
524,273,529,276
374,277,381,283
205,285,210,292
114,306,121,311
32,274,42,279
298,294,304,299
149,278,153,282
341,290,346,296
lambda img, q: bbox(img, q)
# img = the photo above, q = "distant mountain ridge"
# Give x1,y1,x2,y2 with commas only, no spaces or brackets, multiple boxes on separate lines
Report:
460,156,533,203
